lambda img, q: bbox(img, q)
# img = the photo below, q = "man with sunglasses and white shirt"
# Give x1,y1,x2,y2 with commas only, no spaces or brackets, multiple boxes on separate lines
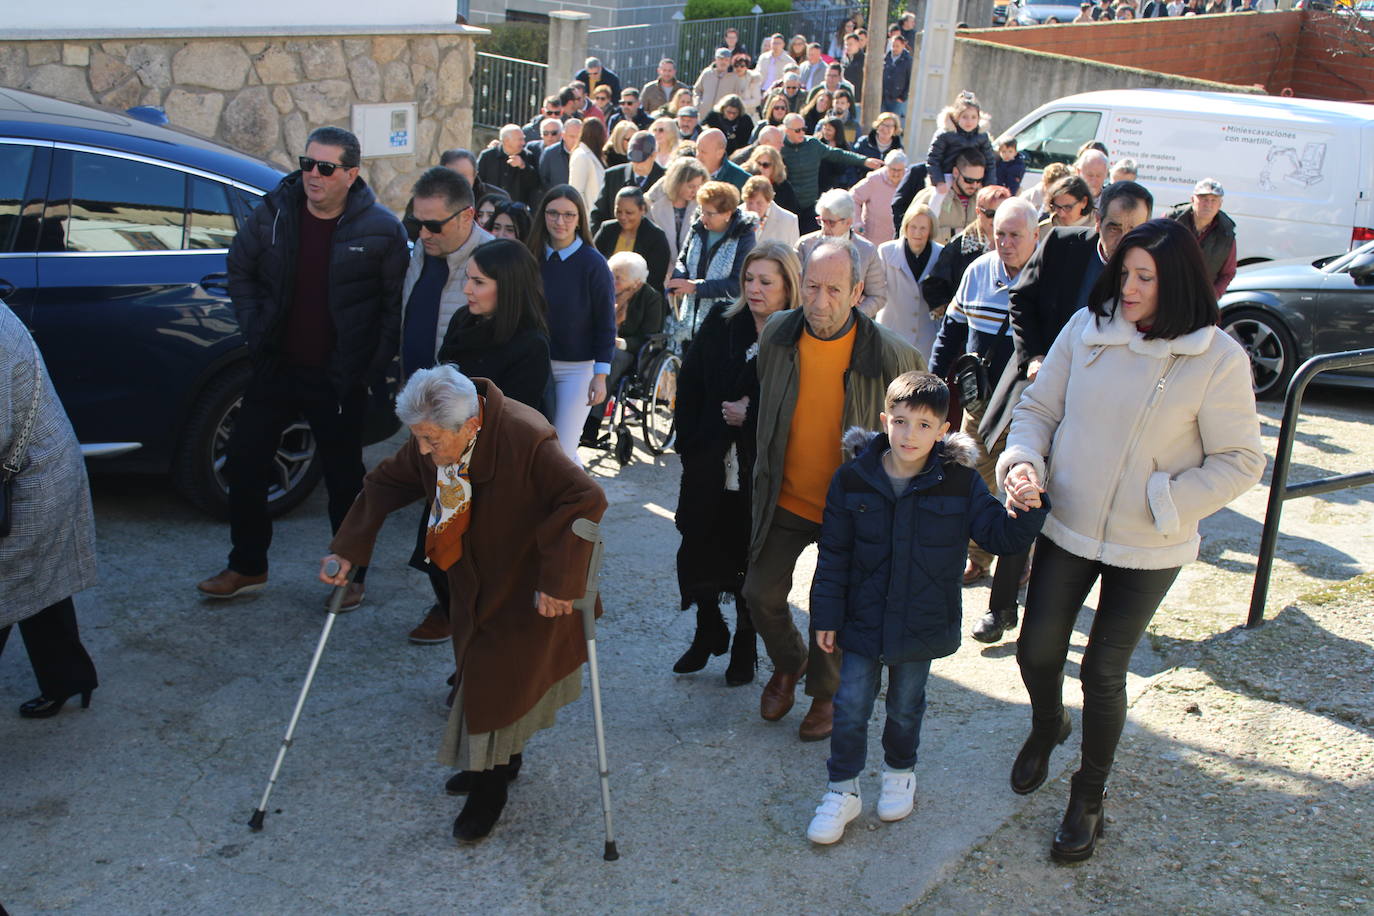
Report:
912,150,987,244
197,127,408,610
397,166,494,644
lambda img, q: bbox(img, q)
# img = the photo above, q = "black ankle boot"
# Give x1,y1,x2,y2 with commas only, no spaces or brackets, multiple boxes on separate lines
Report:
971,606,1018,643
1051,779,1105,863
445,752,523,795
724,602,757,687
453,768,510,841
673,601,730,674
1010,708,1072,795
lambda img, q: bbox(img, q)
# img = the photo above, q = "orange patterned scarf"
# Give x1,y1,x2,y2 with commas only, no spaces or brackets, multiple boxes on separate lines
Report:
424,402,483,571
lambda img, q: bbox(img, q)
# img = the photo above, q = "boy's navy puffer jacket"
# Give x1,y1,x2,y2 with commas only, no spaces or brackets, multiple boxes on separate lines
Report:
810,428,1048,663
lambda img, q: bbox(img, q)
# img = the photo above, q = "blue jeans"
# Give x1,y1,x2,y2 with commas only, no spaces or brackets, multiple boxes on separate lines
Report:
881,99,907,118
827,650,932,782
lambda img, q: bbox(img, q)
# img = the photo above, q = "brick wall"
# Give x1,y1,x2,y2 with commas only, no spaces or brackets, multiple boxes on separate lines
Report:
962,12,1301,94
1291,12,1374,102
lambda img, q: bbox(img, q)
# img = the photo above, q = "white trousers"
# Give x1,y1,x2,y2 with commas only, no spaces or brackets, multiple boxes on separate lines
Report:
550,359,594,467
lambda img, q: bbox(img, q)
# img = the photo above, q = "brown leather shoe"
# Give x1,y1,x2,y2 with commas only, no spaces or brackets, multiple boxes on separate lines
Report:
798,698,834,742
409,605,451,644
323,582,365,612
962,560,989,586
760,665,805,721
196,568,267,599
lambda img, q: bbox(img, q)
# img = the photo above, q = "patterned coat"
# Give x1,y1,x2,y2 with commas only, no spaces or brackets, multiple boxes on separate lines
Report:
0,303,98,626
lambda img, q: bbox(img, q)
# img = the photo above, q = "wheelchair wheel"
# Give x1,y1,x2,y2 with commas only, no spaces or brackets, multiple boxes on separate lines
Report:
615,424,635,465
643,352,680,455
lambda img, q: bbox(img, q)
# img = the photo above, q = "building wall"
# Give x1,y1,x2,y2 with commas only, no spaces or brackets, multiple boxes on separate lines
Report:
961,12,1302,94
8,0,459,30
1291,12,1374,102
0,28,483,211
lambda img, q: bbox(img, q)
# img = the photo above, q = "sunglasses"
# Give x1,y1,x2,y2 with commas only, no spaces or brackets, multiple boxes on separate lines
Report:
620,100,637,106
299,156,349,177
954,171,985,185
978,207,998,218
417,210,463,234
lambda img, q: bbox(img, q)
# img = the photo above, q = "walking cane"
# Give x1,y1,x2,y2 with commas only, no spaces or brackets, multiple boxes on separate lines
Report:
248,558,356,832
571,518,619,861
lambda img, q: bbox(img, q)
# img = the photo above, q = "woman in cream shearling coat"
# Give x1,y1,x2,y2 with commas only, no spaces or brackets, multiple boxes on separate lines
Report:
997,219,1264,865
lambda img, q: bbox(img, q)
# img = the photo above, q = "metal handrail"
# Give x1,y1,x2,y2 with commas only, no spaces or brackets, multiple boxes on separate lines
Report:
1247,348,1374,628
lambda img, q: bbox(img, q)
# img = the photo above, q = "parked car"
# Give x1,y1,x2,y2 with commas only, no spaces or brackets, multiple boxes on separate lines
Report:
1014,0,1086,23
1219,242,1374,399
1001,89,1374,265
0,87,390,518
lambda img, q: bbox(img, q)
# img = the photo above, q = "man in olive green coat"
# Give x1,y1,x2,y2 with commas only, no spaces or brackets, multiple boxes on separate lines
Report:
742,239,922,743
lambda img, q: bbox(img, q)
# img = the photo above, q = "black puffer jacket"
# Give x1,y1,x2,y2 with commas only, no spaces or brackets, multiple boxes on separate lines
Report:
227,172,410,397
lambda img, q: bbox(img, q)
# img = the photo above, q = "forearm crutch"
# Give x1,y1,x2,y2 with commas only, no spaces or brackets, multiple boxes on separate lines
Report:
248,559,356,832
571,518,619,861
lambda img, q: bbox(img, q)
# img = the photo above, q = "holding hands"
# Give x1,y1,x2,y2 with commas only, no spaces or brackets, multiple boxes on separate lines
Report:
1003,462,1045,518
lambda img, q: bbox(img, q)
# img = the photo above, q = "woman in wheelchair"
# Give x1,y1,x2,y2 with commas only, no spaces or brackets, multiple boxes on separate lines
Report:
581,252,668,446
671,241,801,685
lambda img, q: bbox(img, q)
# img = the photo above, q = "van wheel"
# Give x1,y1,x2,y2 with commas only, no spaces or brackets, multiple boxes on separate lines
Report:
172,363,323,519
1221,308,1296,401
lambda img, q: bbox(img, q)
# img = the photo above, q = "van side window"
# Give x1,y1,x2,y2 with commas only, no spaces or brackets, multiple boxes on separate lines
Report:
1014,110,1103,171
187,177,237,250
65,151,186,252
0,144,35,253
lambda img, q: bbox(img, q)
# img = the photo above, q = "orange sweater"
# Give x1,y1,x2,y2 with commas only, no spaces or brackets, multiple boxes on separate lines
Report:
777,323,856,523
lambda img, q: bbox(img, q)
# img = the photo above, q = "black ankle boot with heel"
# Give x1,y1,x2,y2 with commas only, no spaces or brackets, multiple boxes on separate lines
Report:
673,601,730,674
1051,778,1106,863
19,689,93,719
724,600,756,686
453,768,510,842
1010,708,1072,794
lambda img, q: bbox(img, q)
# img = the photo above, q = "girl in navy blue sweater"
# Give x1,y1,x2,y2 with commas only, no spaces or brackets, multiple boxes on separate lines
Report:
528,185,617,467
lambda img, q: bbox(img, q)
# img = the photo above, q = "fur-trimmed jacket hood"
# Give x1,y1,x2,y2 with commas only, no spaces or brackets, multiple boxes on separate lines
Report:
810,426,1047,663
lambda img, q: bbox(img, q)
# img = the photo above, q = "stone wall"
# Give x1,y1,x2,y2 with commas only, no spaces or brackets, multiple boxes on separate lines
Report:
951,37,1264,134
0,27,486,212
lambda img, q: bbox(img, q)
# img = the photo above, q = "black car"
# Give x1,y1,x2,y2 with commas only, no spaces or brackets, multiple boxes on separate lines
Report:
1220,242,1374,400
0,87,387,517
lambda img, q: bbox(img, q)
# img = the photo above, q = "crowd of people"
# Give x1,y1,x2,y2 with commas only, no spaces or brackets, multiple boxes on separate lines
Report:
4,14,1261,867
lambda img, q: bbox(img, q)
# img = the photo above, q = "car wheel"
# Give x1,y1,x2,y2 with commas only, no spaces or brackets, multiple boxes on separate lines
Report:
1222,308,1297,401
172,363,323,519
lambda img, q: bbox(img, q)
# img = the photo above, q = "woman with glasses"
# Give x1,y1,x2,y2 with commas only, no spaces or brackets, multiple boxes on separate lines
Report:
742,144,802,216
750,92,792,143
788,34,808,63
526,186,616,467
645,156,710,282
592,185,672,294
650,116,680,169
1039,174,1094,240
653,87,695,120
853,111,904,161
703,93,755,157
604,120,636,168
665,181,757,348
732,55,764,113
488,201,532,243
589,86,614,123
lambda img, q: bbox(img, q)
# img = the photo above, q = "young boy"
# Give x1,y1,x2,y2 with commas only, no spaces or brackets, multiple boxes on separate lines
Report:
805,371,1048,845
994,137,1027,195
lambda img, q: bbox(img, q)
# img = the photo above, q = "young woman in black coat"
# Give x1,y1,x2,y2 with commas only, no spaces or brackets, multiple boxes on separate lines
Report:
671,241,800,684
592,186,672,294
437,239,551,410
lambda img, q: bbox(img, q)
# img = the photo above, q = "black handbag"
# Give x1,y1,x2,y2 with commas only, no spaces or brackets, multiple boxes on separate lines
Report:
946,312,1012,419
1,336,43,538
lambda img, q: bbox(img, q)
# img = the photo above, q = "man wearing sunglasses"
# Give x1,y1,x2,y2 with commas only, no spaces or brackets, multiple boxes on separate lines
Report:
197,127,408,609
476,123,541,208
779,113,880,234
912,150,987,244
397,166,495,644
522,95,562,143
574,56,622,106
607,87,652,132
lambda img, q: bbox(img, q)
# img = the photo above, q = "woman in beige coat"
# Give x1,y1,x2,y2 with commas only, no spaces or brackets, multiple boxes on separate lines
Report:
645,157,710,287
997,219,1264,864
875,204,942,361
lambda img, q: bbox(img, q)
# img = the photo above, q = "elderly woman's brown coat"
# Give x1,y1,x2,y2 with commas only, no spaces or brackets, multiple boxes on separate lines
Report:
330,380,607,734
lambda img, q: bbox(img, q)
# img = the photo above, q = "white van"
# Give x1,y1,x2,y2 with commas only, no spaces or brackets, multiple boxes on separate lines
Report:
1002,89,1374,263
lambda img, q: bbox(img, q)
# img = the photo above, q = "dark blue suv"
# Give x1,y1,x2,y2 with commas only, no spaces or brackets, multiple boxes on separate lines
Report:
0,88,334,517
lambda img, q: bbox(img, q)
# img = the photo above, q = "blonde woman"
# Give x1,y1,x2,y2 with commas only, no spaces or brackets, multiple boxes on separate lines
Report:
875,204,942,360
651,116,681,169
605,120,636,167
644,156,710,284
742,144,801,215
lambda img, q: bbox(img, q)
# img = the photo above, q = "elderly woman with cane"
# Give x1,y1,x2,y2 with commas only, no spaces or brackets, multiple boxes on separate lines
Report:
321,365,606,842
0,303,99,718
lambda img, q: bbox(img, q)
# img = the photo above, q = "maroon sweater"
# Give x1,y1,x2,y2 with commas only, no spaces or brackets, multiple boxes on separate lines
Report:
282,204,338,368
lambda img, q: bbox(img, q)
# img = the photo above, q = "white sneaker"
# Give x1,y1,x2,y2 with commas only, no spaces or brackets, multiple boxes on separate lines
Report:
806,790,861,844
877,770,916,822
